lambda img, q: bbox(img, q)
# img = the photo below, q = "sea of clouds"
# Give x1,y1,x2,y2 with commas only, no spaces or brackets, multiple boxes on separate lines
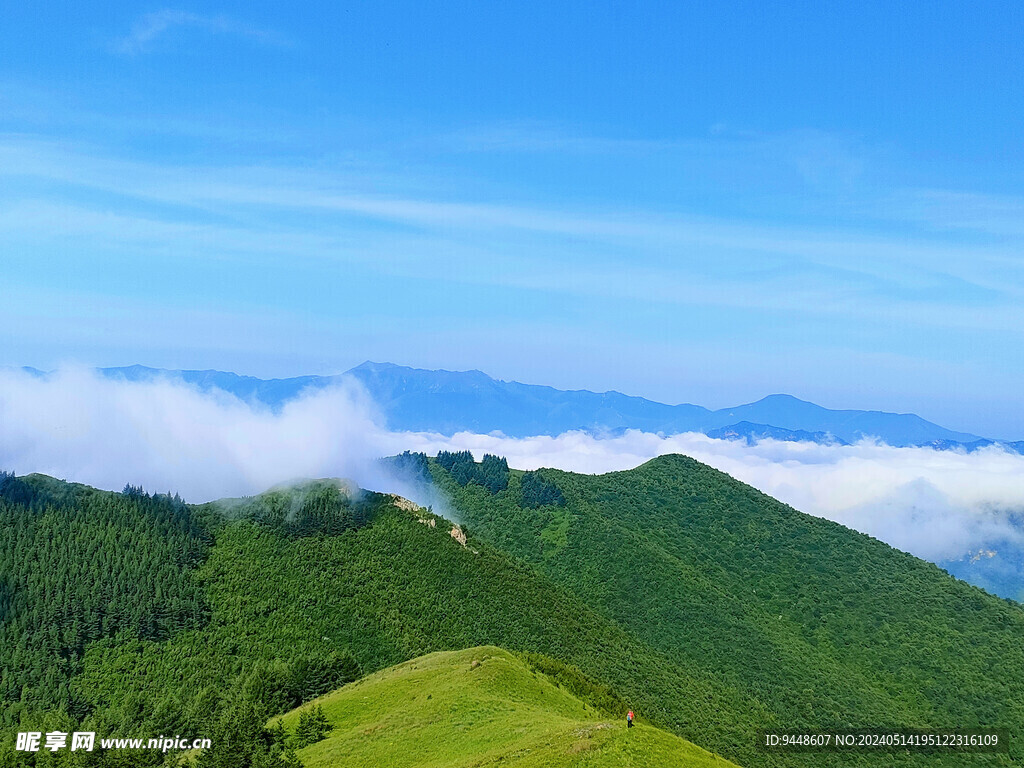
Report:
2,367,1023,565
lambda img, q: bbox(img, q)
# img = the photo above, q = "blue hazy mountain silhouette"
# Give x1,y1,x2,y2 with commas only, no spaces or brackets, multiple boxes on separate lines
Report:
88,361,1001,448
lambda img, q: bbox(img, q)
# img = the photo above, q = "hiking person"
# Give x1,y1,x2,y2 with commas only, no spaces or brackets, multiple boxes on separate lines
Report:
627,709,634,728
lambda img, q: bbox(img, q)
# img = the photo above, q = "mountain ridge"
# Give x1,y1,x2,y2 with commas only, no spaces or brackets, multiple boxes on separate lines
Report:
13,361,1000,445
277,646,740,768
89,361,994,447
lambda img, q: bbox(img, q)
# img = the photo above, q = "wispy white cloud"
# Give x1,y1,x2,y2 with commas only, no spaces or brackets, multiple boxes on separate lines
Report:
5,198,1022,343
883,188,1024,238
115,10,289,55
450,123,868,188
3,133,1024,441
0,367,383,501
2,369,1023,568
2,135,1022,325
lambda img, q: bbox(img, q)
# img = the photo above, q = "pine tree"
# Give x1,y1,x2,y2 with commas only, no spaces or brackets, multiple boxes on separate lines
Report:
519,471,566,509
293,704,331,748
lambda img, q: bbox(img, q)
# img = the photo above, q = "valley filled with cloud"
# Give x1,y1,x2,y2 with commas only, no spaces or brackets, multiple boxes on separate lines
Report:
4,367,1022,571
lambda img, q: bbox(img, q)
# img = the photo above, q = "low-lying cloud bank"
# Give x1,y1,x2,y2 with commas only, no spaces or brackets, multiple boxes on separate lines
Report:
391,429,1024,563
3,368,1024,566
0,367,385,503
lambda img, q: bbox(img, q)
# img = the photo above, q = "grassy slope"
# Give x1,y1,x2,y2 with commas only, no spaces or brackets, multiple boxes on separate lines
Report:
439,454,1024,767
280,647,738,768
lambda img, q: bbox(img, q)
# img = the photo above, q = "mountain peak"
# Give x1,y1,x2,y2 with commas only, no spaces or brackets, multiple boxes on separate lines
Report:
753,393,813,405
350,360,401,373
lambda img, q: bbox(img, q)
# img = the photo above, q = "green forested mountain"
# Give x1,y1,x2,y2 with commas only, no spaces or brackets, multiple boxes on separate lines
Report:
0,473,210,722
0,459,1020,768
0,472,739,767
434,453,1024,766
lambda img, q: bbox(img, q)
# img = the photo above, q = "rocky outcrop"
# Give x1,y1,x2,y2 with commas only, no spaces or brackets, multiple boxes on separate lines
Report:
389,494,420,512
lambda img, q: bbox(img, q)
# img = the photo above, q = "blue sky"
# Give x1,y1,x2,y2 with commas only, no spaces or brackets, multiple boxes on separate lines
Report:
2,2,1023,438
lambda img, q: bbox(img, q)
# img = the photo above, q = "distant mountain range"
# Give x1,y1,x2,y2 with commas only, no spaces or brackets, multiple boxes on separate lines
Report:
44,361,1016,451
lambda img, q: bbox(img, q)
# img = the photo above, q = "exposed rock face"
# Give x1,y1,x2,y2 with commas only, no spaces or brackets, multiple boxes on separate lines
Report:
390,493,464,544
390,493,440,528
389,494,420,512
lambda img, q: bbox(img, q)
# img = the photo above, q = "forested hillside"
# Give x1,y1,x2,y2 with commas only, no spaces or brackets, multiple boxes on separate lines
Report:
431,453,1024,766
1,461,1020,767
0,473,210,722
0,472,744,767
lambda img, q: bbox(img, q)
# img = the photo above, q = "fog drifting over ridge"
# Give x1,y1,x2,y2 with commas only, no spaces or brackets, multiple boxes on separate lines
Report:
2,367,1023,564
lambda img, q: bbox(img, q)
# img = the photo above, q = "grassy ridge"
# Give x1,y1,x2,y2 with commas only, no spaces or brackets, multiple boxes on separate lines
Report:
278,647,739,768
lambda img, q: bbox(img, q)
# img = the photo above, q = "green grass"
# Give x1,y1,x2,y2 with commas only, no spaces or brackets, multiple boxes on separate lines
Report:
278,647,740,768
